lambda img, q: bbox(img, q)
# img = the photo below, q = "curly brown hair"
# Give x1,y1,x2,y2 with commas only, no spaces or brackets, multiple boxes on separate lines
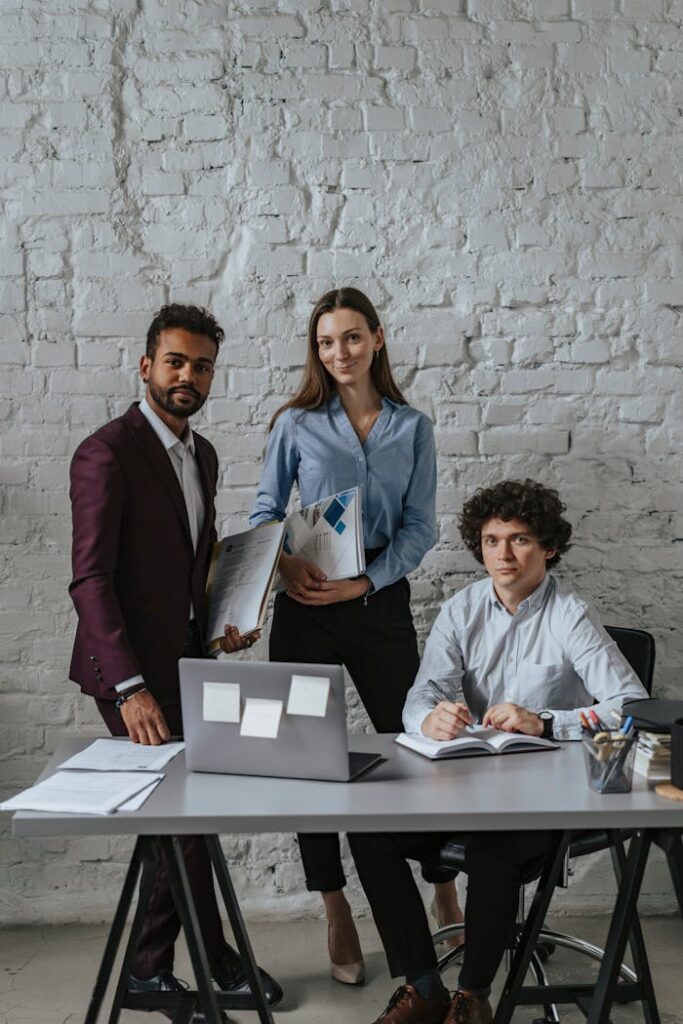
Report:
458,479,572,569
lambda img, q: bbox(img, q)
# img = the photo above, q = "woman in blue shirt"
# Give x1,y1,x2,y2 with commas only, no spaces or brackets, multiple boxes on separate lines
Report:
250,287,459,984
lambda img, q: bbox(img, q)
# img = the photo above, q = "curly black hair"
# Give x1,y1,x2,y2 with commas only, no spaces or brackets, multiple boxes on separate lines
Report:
146,304,225,359
458,479,572,569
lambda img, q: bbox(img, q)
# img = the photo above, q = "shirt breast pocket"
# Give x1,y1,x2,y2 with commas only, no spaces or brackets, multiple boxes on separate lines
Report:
519,661,567,706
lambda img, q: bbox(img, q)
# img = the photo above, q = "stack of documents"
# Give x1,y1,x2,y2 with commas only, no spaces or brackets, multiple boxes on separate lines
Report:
633,731,671,785
285,487,365,581
206,521,285,652
0,771,164,816
0,739,183,816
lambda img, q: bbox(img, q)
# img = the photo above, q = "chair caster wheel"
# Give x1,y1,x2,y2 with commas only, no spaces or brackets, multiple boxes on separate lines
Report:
536,941,556,962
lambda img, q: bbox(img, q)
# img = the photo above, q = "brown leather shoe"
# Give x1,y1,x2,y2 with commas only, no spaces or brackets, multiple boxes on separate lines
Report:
444,989,493,1024
372,984,450,1023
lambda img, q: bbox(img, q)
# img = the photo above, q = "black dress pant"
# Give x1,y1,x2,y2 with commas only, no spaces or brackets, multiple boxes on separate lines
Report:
269,575,454,891
95,628,227,977
348,829,555,996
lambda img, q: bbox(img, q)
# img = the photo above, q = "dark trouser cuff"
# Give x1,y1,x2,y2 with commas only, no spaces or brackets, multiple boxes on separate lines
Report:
420,864,459,884
458,976,492,1000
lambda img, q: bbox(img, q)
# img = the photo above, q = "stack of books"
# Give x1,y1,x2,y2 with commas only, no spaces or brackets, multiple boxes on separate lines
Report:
633,731,671,785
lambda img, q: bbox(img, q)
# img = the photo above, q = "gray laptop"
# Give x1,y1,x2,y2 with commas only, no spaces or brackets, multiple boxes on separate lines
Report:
179,658,383,782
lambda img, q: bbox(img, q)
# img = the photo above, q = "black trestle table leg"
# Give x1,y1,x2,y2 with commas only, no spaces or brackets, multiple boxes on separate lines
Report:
609,830,659,1024
586,830,653,1024
161,835,223,1024
83,836,145,1024
495,830,572,1024
106,836,160,1024
206,834,275,1024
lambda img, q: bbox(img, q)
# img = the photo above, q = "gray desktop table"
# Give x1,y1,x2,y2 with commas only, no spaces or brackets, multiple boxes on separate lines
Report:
10,736,682,1024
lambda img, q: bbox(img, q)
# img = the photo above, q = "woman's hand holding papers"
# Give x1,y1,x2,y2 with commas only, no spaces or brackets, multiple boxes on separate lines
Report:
280,552,370,606
280,552,327,596
421,701,473,740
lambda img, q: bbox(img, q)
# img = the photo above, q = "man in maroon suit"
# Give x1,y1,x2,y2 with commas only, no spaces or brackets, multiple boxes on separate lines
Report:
69,304,281,1014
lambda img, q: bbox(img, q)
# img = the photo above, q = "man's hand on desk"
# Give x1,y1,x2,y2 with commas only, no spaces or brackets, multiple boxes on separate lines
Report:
421,701,472,740
220,624,260,653
120,690,171,745
482,702,544,737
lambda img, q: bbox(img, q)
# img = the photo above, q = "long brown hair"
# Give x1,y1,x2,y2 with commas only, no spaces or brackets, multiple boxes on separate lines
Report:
270,287,408,429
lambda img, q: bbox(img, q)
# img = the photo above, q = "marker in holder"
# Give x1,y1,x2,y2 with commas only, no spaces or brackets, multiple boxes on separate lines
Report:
582,731,637,794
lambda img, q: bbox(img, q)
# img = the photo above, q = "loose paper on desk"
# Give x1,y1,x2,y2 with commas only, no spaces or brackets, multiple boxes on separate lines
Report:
287,674,330,717
240,698,283,739
59,738,184,773
116,777,163,812
206,522,285,654
0,771,164,816
203,681,241,723
284,487,365,581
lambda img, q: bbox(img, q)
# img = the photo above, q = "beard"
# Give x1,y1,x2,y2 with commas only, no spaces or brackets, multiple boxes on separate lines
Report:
148,379,206,419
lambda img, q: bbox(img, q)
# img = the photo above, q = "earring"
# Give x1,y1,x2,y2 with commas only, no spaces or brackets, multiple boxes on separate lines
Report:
142,378,148,383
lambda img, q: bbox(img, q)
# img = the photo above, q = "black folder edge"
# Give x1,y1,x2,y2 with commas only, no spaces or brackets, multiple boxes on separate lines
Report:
623,698,683,734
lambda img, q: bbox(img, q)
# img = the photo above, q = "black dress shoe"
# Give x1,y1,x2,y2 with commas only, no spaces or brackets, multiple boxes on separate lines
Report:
126,971,228,1022
127,968,189,994
210,944,284,1007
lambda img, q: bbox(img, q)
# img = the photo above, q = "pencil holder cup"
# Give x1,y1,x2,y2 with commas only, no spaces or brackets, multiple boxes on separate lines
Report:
671,718,683,790
582,734,637,794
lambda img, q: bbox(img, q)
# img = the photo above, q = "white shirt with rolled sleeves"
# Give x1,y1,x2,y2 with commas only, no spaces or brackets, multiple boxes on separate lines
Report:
402,574,649,741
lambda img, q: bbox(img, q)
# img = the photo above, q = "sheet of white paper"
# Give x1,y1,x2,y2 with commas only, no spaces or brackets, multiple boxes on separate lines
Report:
287,674,330,717
240,698,283,739
116,777,162,812
0,771,163,816
58,739,184,773
203,681,240,723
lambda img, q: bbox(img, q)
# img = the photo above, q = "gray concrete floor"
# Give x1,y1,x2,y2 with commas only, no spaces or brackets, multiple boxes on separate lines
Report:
1,916,682,1023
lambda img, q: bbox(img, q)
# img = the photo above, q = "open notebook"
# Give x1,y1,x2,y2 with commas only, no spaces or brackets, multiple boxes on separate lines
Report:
395,727,559,760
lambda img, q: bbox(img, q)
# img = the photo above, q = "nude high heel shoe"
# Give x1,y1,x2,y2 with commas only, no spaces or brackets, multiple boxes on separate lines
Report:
329,957,366,985
328,925,366,985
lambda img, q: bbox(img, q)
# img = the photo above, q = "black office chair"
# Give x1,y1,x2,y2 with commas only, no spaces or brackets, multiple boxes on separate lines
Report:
429,626,660,1022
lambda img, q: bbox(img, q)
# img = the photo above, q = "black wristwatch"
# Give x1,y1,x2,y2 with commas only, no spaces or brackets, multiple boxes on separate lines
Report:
537,711,554,739
114,683,147,714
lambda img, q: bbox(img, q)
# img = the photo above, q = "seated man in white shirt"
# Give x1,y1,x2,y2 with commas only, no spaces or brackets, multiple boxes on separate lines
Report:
349,479,648,1024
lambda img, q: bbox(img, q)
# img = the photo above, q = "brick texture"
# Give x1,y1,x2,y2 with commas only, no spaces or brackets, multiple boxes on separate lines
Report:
1,1,681,925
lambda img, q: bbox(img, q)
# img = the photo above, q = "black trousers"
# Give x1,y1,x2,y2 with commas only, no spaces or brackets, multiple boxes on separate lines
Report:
348,830,555,996
269,575,454,891
95,625,227,977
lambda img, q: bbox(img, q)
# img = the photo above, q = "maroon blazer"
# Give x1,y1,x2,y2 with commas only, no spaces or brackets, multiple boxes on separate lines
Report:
69,403,218,702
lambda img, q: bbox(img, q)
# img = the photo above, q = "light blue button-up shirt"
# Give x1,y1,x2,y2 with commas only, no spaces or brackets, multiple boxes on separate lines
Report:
249,394,437,593
403,574,649,740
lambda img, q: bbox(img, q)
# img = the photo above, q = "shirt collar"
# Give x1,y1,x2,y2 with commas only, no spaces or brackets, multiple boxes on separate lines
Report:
139,397,195,455
488,573,552,614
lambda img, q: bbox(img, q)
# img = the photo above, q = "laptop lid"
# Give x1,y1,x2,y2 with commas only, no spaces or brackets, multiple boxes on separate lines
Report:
180,659,354,782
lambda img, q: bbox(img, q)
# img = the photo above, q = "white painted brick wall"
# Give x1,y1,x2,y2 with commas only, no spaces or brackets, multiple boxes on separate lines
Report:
1,1,682,926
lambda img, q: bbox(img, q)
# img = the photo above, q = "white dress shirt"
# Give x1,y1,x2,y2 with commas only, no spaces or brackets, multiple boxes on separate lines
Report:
402,574,649,740
115,398,205,692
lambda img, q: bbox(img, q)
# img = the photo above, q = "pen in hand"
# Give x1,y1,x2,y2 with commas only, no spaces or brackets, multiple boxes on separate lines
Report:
427,679,474,733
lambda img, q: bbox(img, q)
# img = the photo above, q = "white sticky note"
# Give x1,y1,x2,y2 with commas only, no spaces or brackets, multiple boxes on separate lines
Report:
240,698,283,739
203,681,241,723
286,674,330,717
